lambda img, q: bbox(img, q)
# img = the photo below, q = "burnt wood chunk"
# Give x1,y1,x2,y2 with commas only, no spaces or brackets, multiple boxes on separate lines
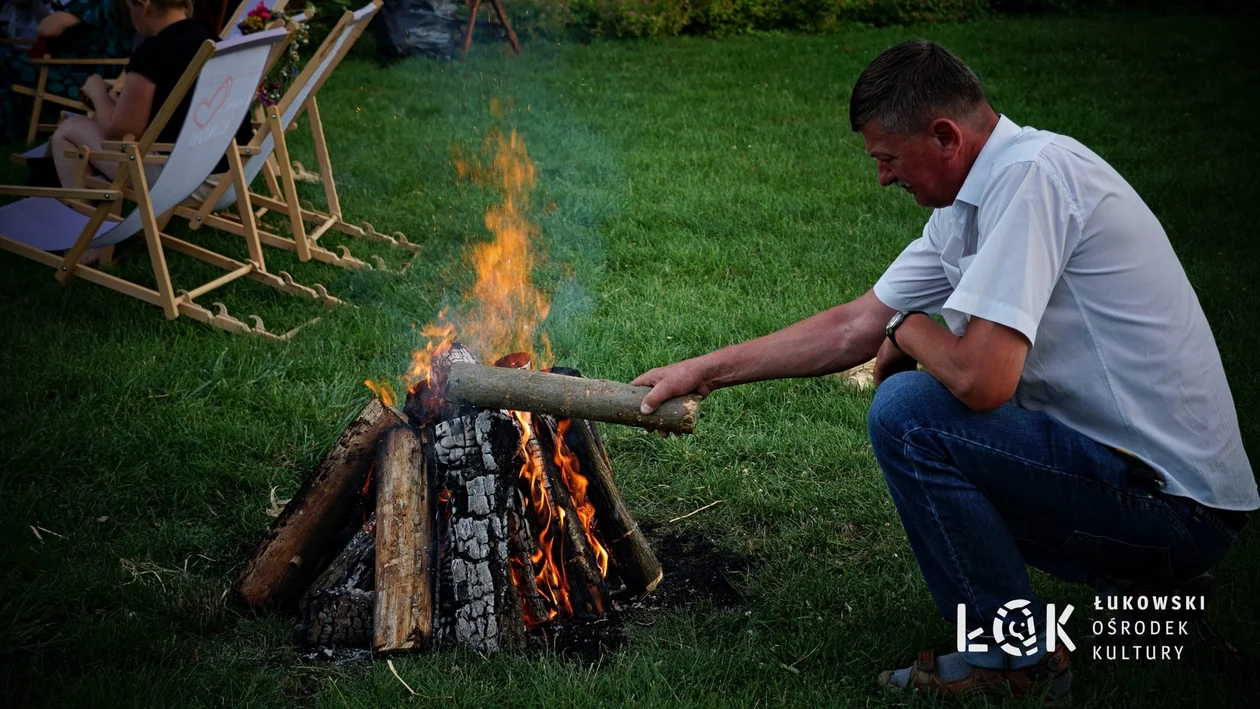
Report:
299,515,376,647
533,414,610,618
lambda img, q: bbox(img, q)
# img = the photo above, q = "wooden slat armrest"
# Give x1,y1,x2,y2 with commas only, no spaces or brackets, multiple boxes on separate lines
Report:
0,185,121,200
68,149,168,164
31,56,130,66
98,140,174,152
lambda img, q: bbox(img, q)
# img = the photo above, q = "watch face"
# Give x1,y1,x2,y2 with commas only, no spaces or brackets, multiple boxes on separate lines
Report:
886,311,904,333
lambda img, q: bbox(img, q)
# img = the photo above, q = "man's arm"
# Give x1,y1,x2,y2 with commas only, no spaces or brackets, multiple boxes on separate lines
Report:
633,289,895,413
36,11,80,38
889,313,1029,413
96,74,155,140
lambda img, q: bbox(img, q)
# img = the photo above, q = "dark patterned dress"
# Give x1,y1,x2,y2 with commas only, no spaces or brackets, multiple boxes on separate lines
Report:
0,0,132,139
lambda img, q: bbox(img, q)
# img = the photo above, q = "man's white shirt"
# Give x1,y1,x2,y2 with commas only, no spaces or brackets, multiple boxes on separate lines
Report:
873,115,1259,511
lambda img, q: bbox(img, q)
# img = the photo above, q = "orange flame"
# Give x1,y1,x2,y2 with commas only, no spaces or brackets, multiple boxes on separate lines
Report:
363,379,397,406
513,410,568,624
552,419,610,578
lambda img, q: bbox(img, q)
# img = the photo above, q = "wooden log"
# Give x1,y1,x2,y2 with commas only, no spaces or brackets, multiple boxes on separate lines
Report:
299,515,376,647
506,502,552,628
562,416,663,596
446,362,701,434
373,425,435,654
430,409,526,652
236,398,405,610
533,414,609,618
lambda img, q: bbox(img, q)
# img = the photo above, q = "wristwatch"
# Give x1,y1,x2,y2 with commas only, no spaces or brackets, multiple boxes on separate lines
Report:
885,310,923,351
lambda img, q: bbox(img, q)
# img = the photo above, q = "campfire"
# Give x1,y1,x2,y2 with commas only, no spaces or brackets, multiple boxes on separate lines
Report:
235,344,663,653
234,127,678,655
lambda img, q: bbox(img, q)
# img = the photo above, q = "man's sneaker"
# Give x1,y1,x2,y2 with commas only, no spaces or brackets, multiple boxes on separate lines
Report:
878,646,1072,704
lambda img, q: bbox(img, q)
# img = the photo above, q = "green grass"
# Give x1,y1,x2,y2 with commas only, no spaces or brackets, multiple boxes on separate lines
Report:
2,11,1258,708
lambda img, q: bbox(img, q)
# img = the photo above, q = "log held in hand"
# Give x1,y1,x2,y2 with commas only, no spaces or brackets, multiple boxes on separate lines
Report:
445,363,701,434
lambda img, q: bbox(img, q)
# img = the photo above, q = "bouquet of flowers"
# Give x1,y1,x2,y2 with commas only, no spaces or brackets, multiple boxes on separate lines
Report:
238,2,311,107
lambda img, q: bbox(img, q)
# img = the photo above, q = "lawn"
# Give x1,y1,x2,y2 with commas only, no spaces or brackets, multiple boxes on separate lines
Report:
2,11,1258,708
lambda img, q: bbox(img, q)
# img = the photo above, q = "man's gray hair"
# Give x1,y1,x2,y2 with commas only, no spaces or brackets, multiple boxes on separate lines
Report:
849,40,988,135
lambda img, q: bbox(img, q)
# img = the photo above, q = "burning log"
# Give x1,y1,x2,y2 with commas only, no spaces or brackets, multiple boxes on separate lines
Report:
531,414,610,619
237,398,405,610
300,515,376,647
431,409,527,652
373,426,435,654
547,380,662,595
404,343,478,425
445,362,701,434
506,504,551,627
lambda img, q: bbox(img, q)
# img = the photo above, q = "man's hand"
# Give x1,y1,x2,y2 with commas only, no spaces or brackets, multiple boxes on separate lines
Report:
632,358,716,415
872,337,917,388
631,357,717,439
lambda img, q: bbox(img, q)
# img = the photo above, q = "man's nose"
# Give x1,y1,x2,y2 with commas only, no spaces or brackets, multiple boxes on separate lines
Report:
877,163,895,187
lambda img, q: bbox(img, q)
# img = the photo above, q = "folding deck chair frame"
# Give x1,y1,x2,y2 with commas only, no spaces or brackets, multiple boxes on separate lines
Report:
0,27,340,340
180,0,417,274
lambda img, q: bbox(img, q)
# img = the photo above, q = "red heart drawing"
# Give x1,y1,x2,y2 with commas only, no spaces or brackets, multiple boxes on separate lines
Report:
193,76,233,128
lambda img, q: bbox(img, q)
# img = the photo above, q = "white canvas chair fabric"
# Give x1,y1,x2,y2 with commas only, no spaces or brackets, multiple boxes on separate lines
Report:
180,1,415,273
216,4,370,211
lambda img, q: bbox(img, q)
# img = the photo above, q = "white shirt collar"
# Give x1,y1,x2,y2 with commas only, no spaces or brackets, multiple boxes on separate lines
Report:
953,115,1023,207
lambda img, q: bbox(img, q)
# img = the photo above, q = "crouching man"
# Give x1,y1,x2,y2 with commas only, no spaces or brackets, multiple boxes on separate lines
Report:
633,40,1256,702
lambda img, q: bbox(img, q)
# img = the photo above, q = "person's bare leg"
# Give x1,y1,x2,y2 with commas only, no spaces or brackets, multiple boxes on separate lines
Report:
51,115,119,188
50,116,120,264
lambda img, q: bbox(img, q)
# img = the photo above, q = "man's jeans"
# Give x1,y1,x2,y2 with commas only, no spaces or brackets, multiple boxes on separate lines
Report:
867,371,1241,669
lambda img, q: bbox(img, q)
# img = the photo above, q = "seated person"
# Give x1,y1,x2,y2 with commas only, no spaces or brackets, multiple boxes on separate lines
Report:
0,0,130,139
48,0,252,188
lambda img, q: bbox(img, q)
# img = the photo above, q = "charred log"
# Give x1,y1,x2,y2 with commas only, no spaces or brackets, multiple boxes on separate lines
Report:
299,515,376,647
533,414,610,619
431,409,526,652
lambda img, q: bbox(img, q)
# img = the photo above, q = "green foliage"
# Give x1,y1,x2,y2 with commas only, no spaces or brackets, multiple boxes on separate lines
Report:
506,0,1247,38
506,0,994,39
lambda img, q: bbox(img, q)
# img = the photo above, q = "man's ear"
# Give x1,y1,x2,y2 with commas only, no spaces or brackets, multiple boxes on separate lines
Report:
927,118,963,156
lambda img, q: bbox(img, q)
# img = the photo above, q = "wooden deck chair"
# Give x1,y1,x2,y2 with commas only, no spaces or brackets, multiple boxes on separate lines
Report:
0,27,341,340
12,0,289,144
176,0,416,273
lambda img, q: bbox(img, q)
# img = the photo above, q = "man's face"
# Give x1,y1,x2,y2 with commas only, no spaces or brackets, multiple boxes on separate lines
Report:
861,120,964,209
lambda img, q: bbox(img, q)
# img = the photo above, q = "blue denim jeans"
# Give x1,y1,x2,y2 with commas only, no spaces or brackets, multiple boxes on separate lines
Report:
867,371,1240,669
